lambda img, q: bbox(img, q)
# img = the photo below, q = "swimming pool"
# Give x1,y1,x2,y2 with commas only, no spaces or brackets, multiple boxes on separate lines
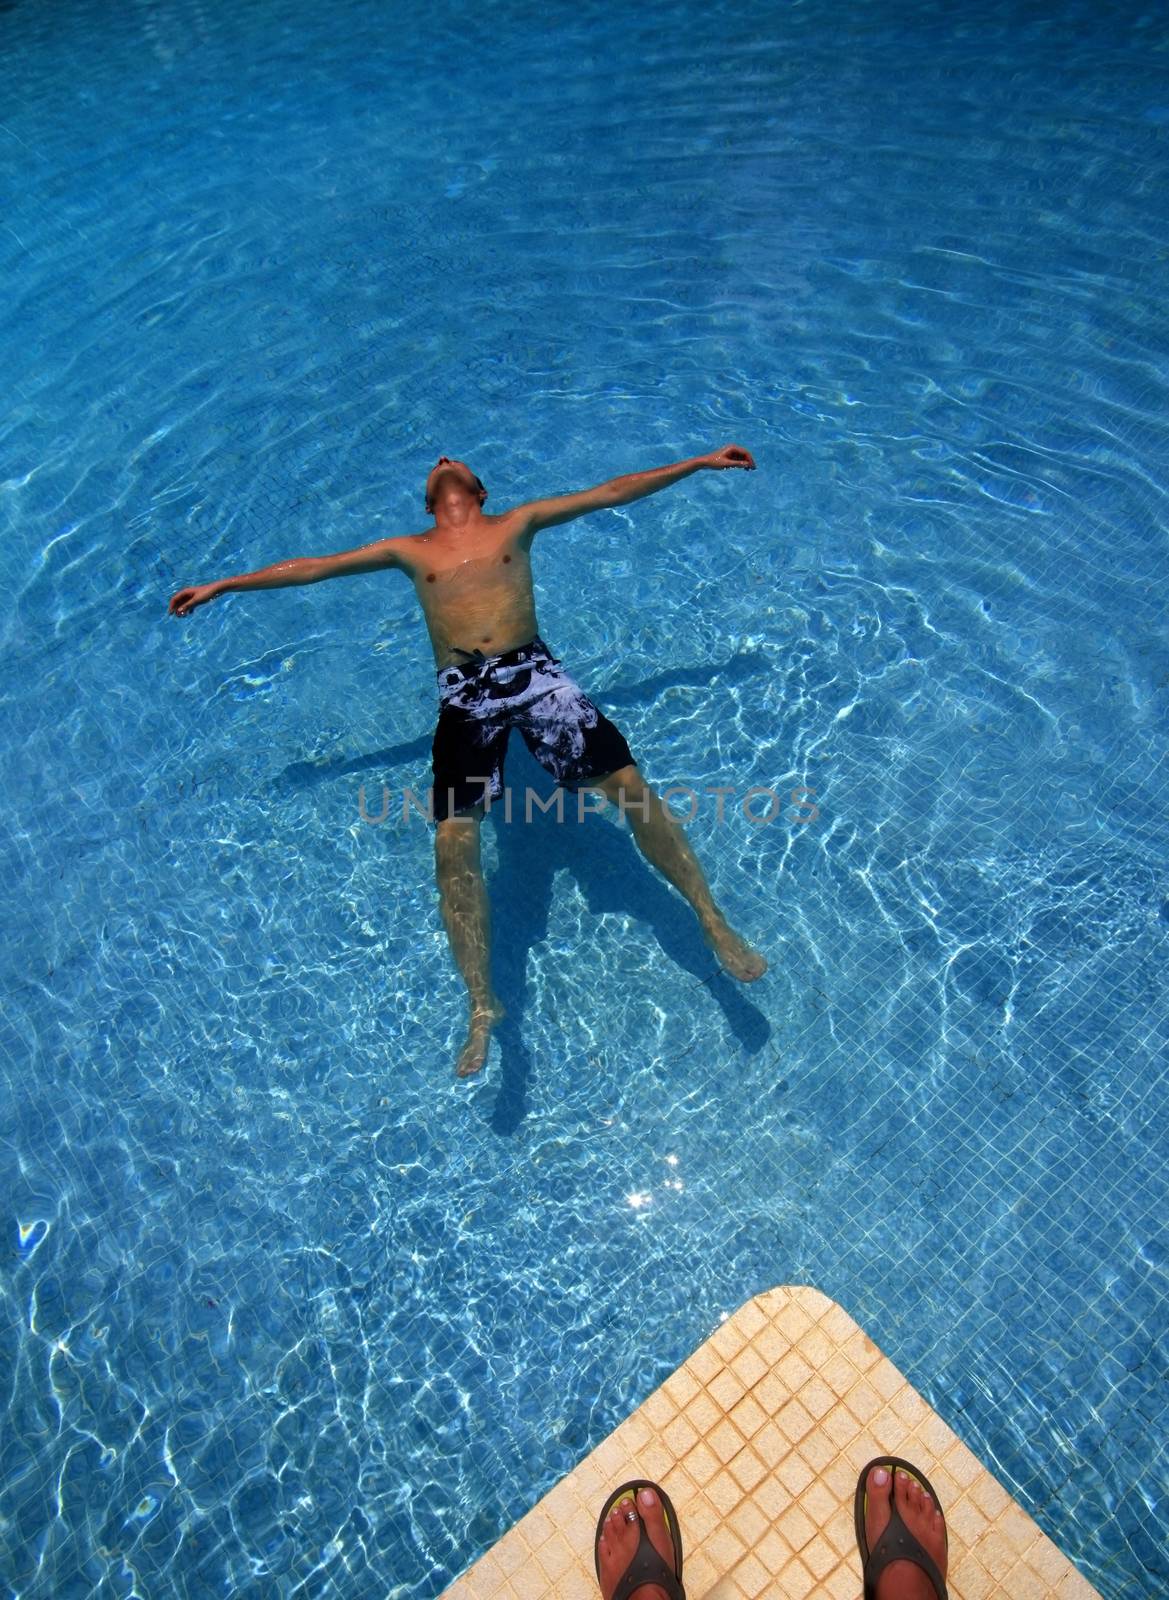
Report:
2,0,1166,1594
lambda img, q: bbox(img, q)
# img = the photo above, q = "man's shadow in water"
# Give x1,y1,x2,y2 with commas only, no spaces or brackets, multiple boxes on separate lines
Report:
483,742,771,1136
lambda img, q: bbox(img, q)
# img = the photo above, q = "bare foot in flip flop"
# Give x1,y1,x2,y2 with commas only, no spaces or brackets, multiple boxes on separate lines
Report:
863,1464,949,1599
596,1486,680,1600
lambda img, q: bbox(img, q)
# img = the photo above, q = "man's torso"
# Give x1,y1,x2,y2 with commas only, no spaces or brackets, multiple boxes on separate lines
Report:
389,511,540,668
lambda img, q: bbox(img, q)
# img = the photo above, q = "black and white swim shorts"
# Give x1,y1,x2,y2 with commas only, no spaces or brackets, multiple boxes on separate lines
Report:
430,635,634,822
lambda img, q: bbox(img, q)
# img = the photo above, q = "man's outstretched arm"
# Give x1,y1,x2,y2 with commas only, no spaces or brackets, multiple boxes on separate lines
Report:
168,537,402,617
516,443,756,535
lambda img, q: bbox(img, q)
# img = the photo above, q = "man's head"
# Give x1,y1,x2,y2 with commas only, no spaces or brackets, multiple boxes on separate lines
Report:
425,456,488,517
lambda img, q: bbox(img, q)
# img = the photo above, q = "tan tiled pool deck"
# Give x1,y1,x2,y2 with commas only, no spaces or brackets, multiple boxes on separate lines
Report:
441,1286,1100,1600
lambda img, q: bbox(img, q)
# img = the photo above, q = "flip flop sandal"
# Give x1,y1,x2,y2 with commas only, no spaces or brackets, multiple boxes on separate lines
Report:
594,1479,685,1600
854,1456,949,1599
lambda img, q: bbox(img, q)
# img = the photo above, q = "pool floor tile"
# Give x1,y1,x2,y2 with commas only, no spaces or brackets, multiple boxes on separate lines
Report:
441,1286,1101,1600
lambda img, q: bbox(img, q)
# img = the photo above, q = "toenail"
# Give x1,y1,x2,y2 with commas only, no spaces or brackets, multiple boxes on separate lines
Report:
873,1467,889,1485
638,1488,656,1507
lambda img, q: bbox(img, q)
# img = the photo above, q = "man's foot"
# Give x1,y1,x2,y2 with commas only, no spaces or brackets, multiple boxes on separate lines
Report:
864,1465,949,1599
454,998,505,1078
596,1487,676,1600
702,915,767,982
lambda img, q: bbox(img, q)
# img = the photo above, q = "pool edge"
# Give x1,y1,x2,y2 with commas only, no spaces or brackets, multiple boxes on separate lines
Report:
440,1284,1102,1600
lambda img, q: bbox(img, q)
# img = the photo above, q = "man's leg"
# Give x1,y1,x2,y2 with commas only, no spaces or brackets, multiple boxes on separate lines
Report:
586,765,766,982
434,809,504,1076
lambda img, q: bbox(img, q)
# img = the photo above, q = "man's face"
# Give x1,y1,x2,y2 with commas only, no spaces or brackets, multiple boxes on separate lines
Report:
426,456,483,512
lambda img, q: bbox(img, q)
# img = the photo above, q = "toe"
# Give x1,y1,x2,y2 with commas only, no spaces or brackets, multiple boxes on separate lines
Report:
636,1485,677,1578
864,1463,893,1554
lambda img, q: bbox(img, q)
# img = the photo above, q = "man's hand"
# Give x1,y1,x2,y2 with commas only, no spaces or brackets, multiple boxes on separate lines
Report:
703,444,756,471
169,582,221,617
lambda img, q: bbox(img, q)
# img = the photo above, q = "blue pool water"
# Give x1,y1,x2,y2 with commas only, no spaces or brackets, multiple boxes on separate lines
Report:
2,0,1167,1595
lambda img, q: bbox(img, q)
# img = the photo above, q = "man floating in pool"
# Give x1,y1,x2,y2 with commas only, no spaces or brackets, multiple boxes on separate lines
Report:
169,447,766,1075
